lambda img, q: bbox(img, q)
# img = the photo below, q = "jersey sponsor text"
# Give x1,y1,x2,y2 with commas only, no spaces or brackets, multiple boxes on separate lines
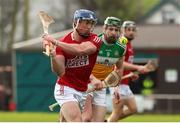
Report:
66,56,89,68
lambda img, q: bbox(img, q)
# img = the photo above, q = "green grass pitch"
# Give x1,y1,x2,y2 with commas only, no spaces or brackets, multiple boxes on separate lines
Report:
0,112,180,122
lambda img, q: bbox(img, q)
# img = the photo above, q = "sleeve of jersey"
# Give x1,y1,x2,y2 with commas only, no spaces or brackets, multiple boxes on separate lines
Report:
116,41,127,56
90,35,102,50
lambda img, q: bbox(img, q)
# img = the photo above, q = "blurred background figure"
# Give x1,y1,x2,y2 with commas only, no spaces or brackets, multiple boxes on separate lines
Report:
0,65,14,111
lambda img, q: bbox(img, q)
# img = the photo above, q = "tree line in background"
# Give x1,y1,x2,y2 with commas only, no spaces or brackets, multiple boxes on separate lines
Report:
0,0,30,52
0,0,159,52
69,0,160,24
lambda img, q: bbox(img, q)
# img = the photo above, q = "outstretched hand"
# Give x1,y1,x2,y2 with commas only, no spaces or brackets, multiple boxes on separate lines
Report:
87,75,104,93
42,34,56,44
137,65,149,74
42,34,56,57
130,72,139,81
92,81,103,91
90,76,103,90
42,39,49,47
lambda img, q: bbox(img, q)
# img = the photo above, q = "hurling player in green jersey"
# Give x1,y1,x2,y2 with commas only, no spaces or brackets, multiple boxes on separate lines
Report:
83,17,127,122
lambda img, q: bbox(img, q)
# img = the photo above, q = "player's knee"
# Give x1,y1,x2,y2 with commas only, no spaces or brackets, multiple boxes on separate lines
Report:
69,112,82,121
82,115,92,122
111,109,122,118
130,106,137,114
82,111,92,122
73,116,82,122
113,106,122,114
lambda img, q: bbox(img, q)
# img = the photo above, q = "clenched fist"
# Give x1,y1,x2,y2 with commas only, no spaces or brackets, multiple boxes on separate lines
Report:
42,34,56,44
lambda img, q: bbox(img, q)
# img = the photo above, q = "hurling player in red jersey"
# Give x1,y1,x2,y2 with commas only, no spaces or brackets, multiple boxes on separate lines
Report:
42,9,102,122
108,21,149,122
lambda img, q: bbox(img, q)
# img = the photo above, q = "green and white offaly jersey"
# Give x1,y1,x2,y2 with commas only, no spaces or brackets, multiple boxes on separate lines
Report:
92,33,126,80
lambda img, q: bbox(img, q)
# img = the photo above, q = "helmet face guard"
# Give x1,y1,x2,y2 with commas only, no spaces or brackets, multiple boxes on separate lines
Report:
73,9,97,38
104,17,121,28
122,21,137,41
103,17,121,43
74,9,97,23
122,21,136,29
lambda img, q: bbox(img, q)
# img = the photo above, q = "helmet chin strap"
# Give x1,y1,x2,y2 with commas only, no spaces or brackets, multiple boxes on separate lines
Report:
73,19,94,38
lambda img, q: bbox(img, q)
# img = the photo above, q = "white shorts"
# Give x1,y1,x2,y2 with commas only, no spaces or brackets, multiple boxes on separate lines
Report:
110,84,134,99
54,83,88,110
91,88,106,107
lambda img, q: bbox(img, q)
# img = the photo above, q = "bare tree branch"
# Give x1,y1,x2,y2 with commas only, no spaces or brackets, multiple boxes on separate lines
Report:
9,0,19,50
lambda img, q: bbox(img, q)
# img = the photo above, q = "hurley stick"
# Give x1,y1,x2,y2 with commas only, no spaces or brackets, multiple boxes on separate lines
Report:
122,60,158,80
38,11,55,56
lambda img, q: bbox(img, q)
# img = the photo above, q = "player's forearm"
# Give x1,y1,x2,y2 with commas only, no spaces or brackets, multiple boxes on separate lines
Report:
123,61,140,71
50,56,65,76
90,74,101,84
54,40,95,56
114,68,123,80
43,34,97,55
116,57,124,69
115,57,124,77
